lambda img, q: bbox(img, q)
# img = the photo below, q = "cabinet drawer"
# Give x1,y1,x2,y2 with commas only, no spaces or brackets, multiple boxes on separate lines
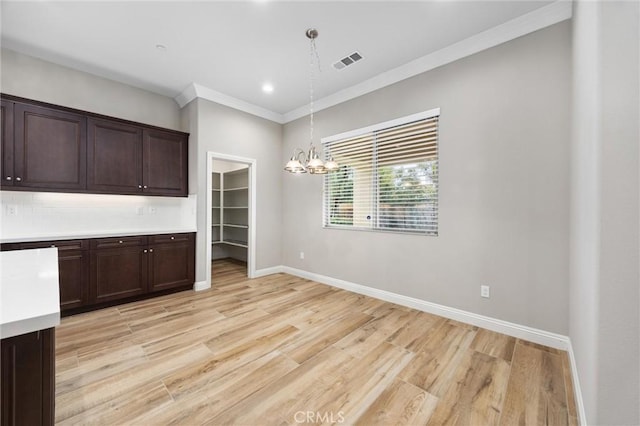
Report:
149,233,193,244
20,239,88,252
91,236,146,249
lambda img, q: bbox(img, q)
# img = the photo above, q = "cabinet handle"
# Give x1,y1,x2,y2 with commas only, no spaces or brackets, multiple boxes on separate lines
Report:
149,248,154,253
170,236,175,240
5,176,11,181
143,185,148,189
118,240,123,244
138,185,142,189
143,249,148,253
50,245,56,248
15,177,22,182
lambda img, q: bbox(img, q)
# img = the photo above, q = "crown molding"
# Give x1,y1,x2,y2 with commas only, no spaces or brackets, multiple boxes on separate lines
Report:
175,83,286,123
175,1,572,124
173,83,198,109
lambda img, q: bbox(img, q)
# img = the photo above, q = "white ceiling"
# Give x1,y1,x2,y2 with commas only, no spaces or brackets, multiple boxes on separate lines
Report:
1,1,568,123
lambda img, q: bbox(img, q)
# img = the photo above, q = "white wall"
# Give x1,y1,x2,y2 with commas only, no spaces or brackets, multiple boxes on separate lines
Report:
186,98,282,284
570,1,640,424
1,48,182,131
597,4,639,422
282,22,571,334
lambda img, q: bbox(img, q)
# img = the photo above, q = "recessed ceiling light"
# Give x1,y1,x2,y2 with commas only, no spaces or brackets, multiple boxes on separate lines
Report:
262,83,274,94
155,44,167,51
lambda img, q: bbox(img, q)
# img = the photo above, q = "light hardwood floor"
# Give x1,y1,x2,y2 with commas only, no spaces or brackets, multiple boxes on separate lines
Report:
55,259,578,425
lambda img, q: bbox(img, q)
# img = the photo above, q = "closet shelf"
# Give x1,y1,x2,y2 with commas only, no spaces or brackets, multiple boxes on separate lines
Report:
212,167,249,261
221,239,248,248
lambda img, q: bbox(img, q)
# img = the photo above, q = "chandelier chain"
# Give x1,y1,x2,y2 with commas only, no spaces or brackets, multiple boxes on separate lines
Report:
309,36,316,148
283,28,337,174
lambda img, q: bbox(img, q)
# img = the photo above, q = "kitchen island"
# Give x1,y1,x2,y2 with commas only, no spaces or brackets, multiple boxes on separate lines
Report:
1,247,60,426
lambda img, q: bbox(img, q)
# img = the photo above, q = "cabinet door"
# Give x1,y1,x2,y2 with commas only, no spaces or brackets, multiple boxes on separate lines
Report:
142,129,188,196
1,100,14,187
1,328,55,426
148,238,194,292
14,103,86,190
87,118,142,194
58,250,89,310
91,246,148,304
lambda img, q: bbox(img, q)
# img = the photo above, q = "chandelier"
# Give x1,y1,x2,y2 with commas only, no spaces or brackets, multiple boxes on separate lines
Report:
284,28,338,174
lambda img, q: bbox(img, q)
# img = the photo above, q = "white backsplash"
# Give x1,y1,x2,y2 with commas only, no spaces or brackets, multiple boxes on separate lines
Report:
0,191,197,242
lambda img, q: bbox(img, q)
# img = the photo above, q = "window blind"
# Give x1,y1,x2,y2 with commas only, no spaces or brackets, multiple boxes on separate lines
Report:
323,111,439,235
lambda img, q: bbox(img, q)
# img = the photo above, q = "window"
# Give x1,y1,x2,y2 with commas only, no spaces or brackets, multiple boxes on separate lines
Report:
323,109,439,235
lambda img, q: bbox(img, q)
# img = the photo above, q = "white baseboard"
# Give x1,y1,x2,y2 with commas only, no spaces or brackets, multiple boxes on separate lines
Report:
282,266,570,350
566,340,587,425
193,280,209,291
253,265,284,278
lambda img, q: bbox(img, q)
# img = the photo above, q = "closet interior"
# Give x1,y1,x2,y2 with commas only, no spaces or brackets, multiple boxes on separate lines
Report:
211,160,249,276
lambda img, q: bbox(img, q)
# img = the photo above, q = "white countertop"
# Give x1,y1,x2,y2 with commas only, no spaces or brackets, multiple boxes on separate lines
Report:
0,228,197,244
0,248,60,339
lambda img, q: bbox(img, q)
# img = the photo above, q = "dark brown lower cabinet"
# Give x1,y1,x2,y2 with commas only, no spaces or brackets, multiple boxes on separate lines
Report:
91,245,148,304
0,233,195,315
1,328,55,426
148,234,195,292
57,250,89,310
90,233,194,303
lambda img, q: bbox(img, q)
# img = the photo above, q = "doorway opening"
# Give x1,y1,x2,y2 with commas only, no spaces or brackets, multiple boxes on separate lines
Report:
206,152,256,288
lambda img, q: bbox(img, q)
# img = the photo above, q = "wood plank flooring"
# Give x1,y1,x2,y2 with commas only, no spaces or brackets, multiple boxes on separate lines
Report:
54,259,578,425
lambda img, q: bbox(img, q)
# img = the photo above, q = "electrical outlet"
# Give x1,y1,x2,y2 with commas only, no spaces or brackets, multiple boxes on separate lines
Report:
7,205,17,216
481,285,490,298
136,207,144,216
300,252,305,260
148,207,157,215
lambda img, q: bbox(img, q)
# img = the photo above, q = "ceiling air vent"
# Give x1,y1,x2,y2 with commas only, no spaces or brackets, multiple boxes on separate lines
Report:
333,51,363,71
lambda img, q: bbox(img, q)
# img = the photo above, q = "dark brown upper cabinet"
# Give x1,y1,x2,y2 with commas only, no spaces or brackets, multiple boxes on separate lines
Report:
143,129,188,196
6,102,86,190
87,118,143,194
87,119,188,196
0,94,188,197
1,100,14,186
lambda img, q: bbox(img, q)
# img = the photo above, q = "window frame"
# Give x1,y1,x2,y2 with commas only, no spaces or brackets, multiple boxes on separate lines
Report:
322,108,440,236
